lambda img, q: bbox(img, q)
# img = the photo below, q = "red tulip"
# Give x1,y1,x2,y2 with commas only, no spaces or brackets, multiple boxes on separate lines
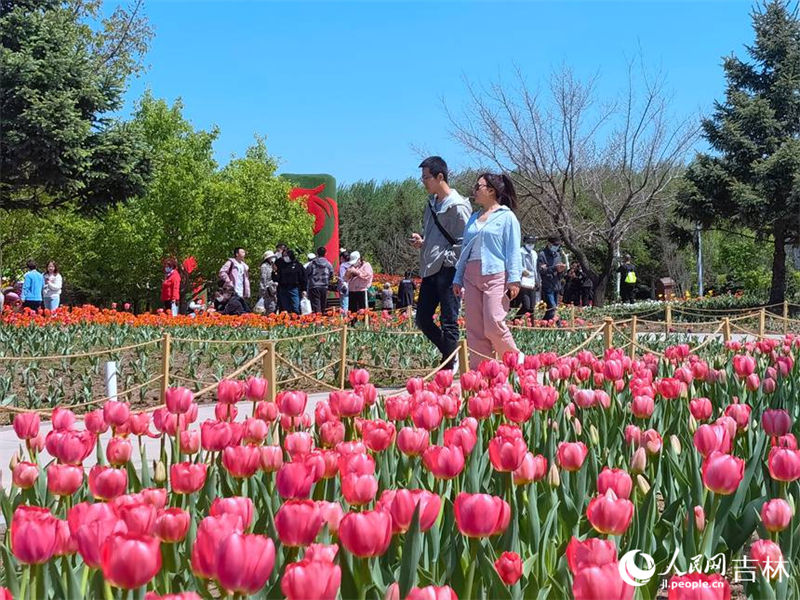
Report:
750,539,784,577
316,501,344,534
488,429,528,472
341,473,378,506
572,563,634,600
222,445,261,478
693,424,731,457
665,573,730,599
104,400,131,428
397,427,429,456
69,502,125,568
85,409,109,434
179,428,200,454
631,395,654,419
154,508,190,542
376,489,442,533
118,502,157,536
210,497,254,530
361,419,396,452
166,386,194,415
494,551,522,585
191,514,243,579
349,368,370,387
454,493,511,538
422,445,465,479
762,409,792,437
320,420,345,447
128,412,152,437
11,506,58,564
642,429,662,454
761,498,792,532
557,442,588,472
170,462,207,494
502,394,532,422
468,390,494,419
281,558,342,600
597,468,633,500
405,586,458,600
12,461,38,489
586,489,634,535
656,377,684,399
724,403,751,430
733,354,755,378
53,518,76,556
702,451,745,494
215,402,238,422
106,437,133,466
330,391,365,418
89,465,128,501
277,391,308,417
767,447,800,482
217,379,243,404
259,445,284,472
244,376,268,402
565,536,617,574
275,500,323,546
444,424,478,456
46,429,96,465
217,533,276,594
255,401,279,422
100,532,161,589
689,397,713,421
338,509,392,557
385,395,411,421
513,452,547,484
47,463,83,496
304,543,339,562
51,407,76,431
411,400,443,431
276,462,317,499
13,412,40,440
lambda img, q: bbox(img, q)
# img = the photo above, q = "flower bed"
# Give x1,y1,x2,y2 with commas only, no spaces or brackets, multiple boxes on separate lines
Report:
2,337,799,599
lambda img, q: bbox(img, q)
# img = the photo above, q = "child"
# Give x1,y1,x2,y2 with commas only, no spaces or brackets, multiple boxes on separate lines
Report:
380,282,394,311
300,290,312,315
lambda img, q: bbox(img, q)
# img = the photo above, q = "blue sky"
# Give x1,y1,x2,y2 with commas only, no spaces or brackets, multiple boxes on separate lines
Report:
122,0,754,185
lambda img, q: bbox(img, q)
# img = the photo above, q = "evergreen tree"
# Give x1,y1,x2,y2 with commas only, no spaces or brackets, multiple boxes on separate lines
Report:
677,0,800,304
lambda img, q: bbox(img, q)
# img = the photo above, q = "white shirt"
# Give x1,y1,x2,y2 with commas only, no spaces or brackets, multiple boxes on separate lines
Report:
233,260,246,297
521,246,538,289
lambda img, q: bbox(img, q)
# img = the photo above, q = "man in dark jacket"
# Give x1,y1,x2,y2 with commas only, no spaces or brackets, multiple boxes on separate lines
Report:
273,249,306,314
397,271,416,310
618,254,637,304
305,247,334,313
537,235,567,321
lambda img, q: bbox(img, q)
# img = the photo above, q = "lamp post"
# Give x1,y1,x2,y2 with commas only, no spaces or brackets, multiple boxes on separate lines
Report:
696,223,704,297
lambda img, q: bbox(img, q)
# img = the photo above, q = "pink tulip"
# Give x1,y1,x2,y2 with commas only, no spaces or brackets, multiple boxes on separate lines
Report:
761,498,792,532
597,468,633,500
341,473,378,506
165,387,194,415
338,510,392,557
276,462,317,499
255,401,279,422
513,452,547,485
106,437,133,466
180,428,200,454
46,429,95,465
631,395,654,419
572,563,634,600
210,497,254,530
117,502,157,536
689,397,713,421
281,559,342,600
89,465,128,501
557,442,588,472
454,493,511,538
47,463,84,496
191,514,243,579
154,508,190,543
443,424,477,456
69,502,126,568
222,445,262,478
170,462,207,494
277,391,308,417
397,427,429,456
274,500,323,546
12,461,38,489
762,409,792,437
565,536,617,574
586,489,634,535
51,407,76,431
750,539,784,577
376,489,441,533
85,409,109,434
13,412,40,440
259,445,284,472
733,354,755,378
217,379,243,404
768,447,800,482
488,429,528,472
422,445,465,480
361,419,396,452
244,376,268,402
104,401,131,428
702,451,745,494
11,506,58,564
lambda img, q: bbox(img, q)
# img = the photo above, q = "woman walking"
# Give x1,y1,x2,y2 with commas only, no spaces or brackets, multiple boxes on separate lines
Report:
43,261,63,311
161,259,181,316
453,173,522,369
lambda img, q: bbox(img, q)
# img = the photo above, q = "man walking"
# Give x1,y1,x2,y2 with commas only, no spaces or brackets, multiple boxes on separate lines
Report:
306,247,334,313
219,247,251,303
537,236,567,322
518,234,539,322
410,156,471,370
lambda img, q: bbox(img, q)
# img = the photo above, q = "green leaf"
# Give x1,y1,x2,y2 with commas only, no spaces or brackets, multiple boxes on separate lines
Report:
399,505,424,597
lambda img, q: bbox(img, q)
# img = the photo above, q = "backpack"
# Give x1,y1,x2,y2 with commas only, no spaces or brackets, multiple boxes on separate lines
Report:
625,270,637,284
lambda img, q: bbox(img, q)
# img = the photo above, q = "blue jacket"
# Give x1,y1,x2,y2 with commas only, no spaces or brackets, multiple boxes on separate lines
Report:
22,270,44,302
453,206,522,286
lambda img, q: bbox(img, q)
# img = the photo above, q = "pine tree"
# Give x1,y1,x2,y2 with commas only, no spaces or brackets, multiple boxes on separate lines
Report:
677,0,800,304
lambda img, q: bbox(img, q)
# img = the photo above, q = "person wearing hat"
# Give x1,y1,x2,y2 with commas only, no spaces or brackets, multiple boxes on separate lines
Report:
518,234,539,321
344,251,373,313
537,235,568,321
258,251,279,314
304,253,316,269
306,247,334,313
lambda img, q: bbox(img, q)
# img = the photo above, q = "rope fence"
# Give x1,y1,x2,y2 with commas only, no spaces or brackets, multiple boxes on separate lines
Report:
2,302,800,416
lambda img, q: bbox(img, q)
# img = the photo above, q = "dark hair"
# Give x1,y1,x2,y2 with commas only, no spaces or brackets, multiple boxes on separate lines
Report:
478,172,518,211
286,249,296,262
47,261,59,274
316,247,326,257
165,258,178,269
233,247,244,257
404,270,412,278
547,235,561,245
276,243,287,251
419,156,448,183
26,259,36,270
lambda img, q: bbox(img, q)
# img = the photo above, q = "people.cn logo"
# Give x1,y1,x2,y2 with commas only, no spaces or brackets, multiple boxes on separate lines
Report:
618,550,656,587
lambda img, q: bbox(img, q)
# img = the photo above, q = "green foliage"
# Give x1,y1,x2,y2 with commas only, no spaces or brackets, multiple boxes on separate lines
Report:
0,0,153,211
677,0,800,303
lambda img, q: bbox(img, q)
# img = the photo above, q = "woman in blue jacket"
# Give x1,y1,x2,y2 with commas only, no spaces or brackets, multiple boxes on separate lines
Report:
453,173,523,369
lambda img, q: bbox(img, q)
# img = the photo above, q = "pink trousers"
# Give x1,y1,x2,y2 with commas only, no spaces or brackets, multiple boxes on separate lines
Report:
463,261,518,370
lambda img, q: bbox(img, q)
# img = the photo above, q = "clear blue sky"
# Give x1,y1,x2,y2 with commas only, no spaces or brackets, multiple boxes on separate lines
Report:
122,0,754,185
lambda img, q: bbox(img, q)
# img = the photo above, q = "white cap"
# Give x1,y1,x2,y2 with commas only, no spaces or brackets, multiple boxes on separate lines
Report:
349,251,360,262
307,253,316,260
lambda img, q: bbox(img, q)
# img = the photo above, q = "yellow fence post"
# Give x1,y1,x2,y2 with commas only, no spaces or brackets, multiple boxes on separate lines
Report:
570,305,576,330
406,305,413,321
783,301,789,334
364,312,370,329
603,317,614,350
629,315,638,359
160,333,171,404
665,303,672,335
723,317,731,343
458,339,469,378
759,308,766,339
263,342,277,402
338,325,349,389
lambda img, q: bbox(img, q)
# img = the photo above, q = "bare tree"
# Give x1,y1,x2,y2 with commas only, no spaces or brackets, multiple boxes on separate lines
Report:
449,61,698,305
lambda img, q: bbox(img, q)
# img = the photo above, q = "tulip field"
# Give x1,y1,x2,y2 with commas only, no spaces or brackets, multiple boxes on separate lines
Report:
2,316,800,600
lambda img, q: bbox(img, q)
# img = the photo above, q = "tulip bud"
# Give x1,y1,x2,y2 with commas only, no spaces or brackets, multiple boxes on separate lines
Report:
589,425,599,446
9,453,19,471
635,474,650,496
547,463,560,488
154,461,166,484
688,415,698,434
630,447,647,474
572,418,582,437
693,506,705,532
669,435,682,455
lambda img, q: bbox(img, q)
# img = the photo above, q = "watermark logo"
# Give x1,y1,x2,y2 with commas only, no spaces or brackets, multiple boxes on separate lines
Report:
618,550,656,587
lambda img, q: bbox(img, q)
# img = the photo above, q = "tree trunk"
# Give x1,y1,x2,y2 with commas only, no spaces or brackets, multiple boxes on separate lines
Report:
769,222,787,305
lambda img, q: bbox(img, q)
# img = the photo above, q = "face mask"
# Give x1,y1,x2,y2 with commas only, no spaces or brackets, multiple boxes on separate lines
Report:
283,256,291,263
165,267,172,274
275,252,282,259
525,244,534,250
549,245,560,252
